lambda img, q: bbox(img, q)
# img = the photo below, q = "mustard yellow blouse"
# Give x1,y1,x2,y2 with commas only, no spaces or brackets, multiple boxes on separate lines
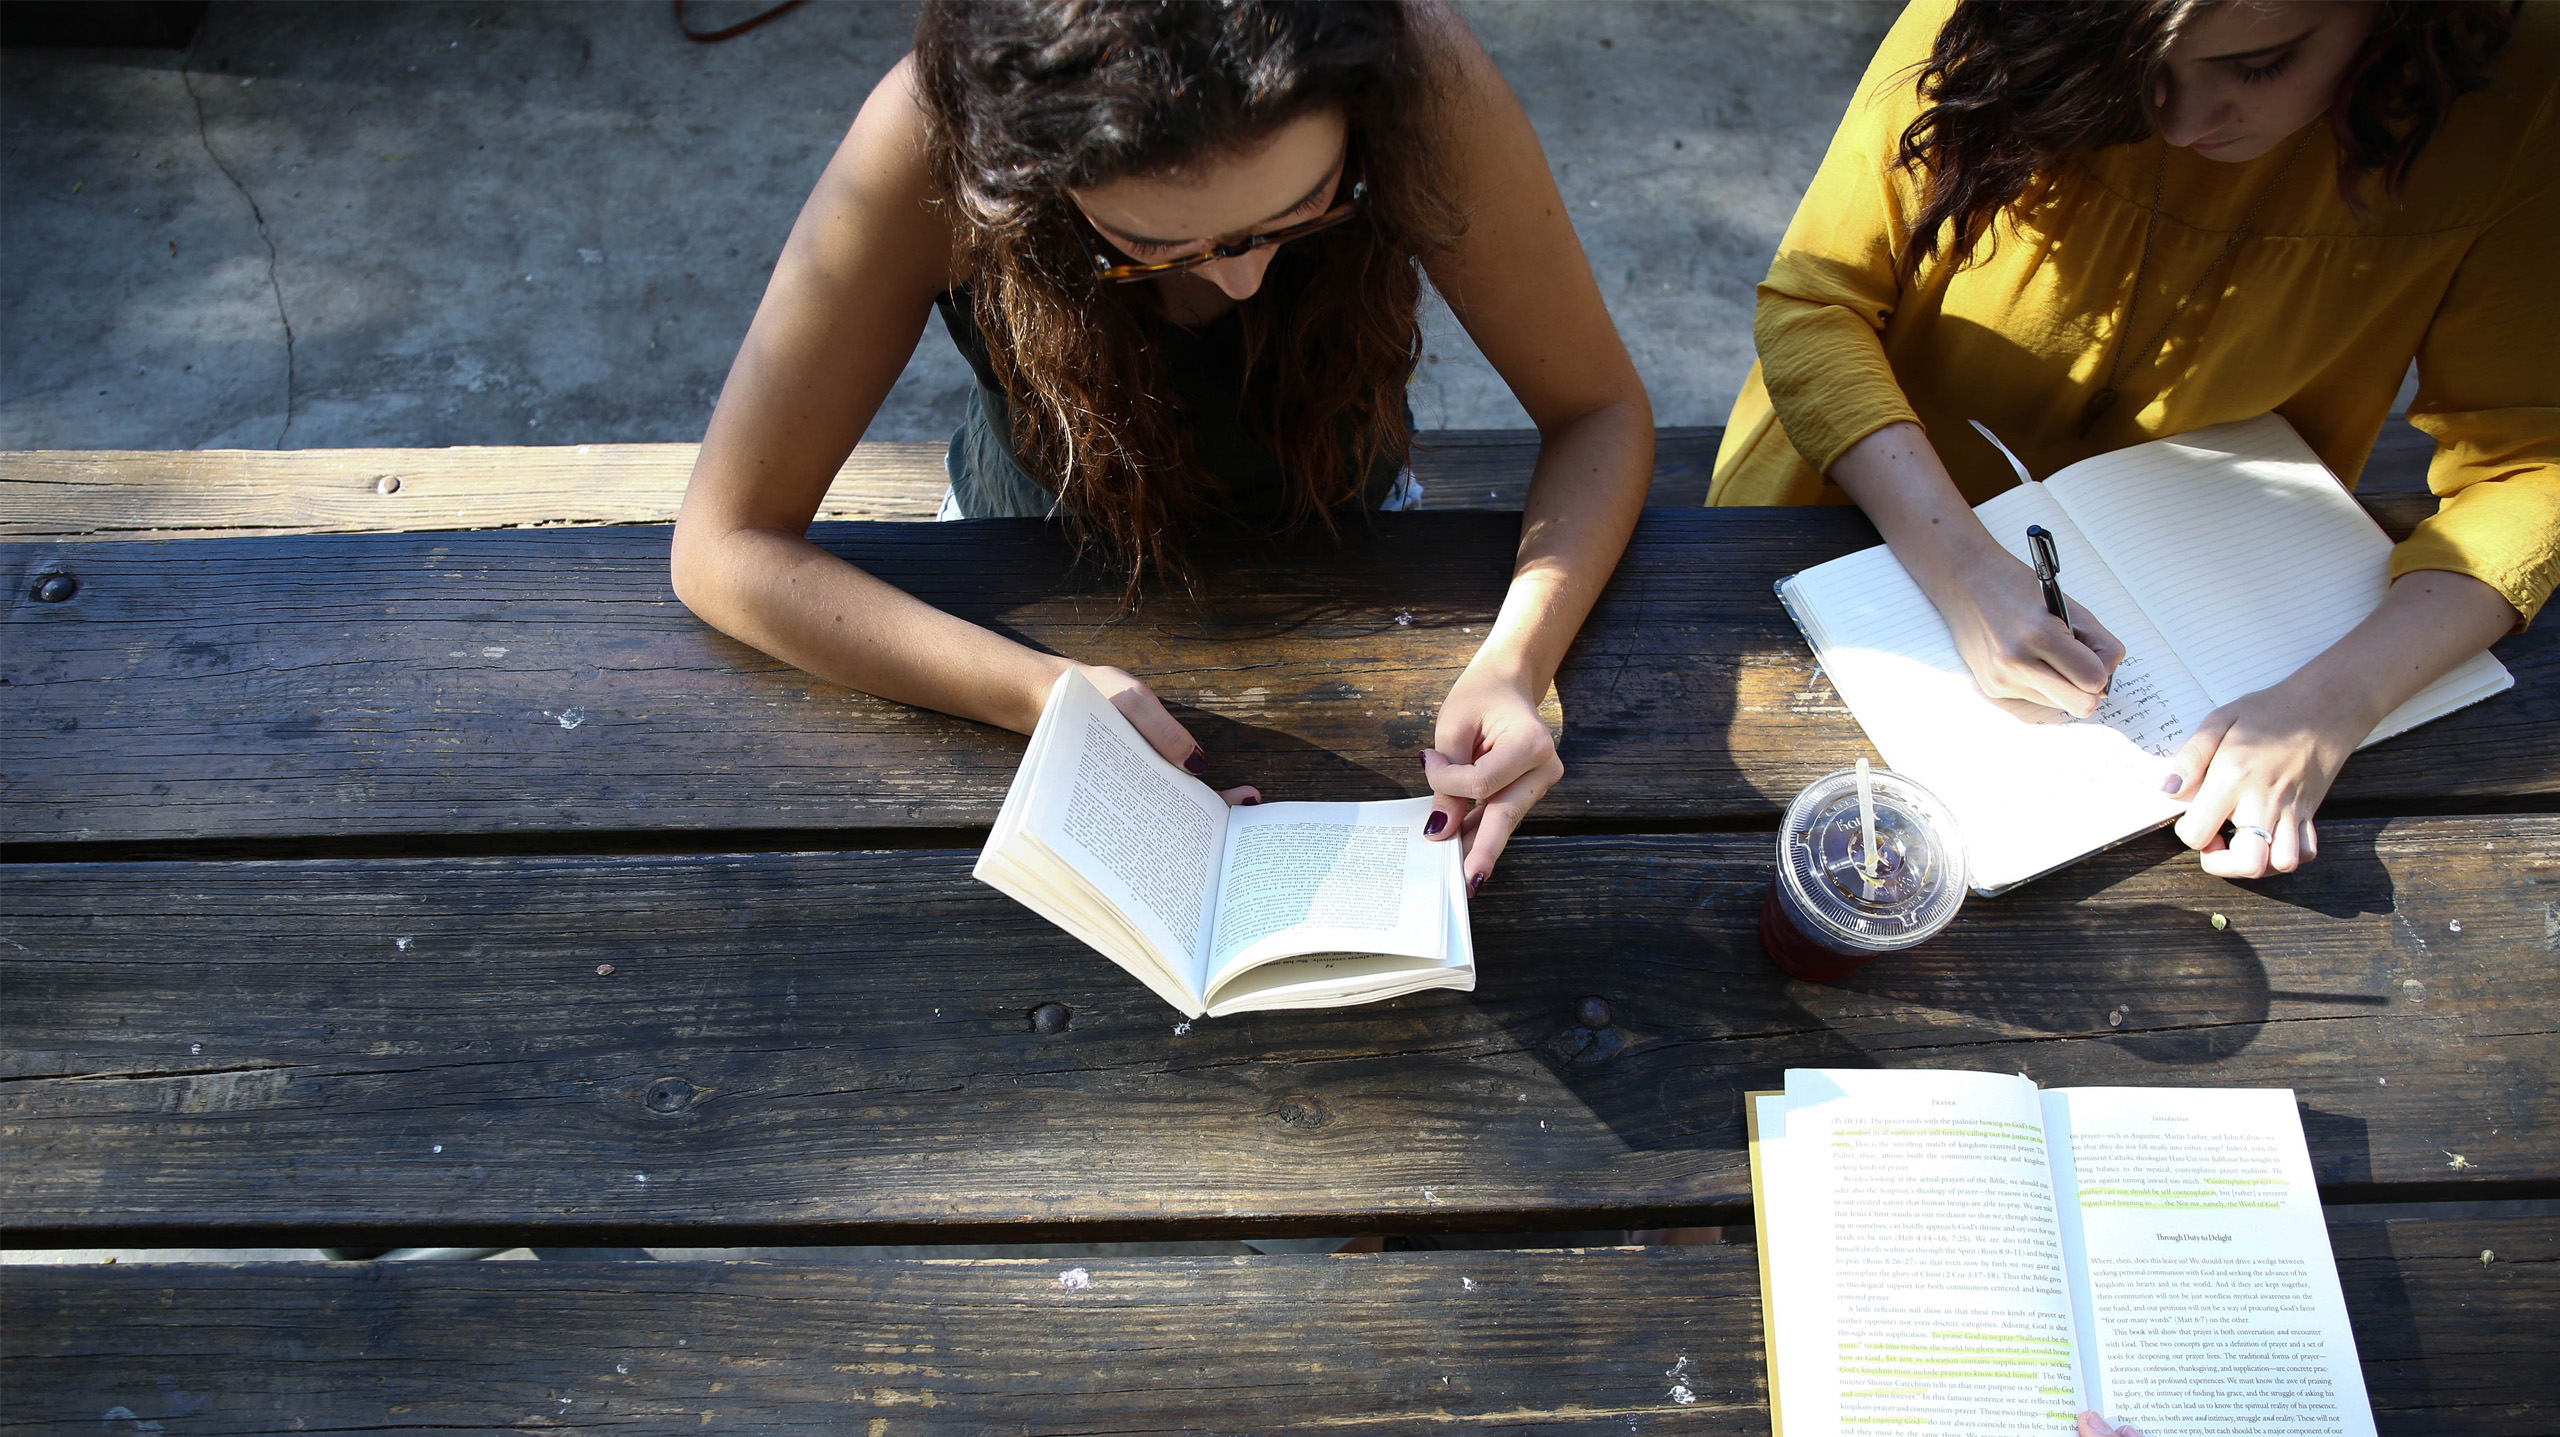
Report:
1710,0,2560,623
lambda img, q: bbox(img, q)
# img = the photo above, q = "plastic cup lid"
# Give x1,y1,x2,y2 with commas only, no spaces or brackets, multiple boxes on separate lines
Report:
1774,766,1966,952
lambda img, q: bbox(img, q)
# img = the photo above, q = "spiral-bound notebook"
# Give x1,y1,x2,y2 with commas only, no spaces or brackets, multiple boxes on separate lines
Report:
1776,414,2512,895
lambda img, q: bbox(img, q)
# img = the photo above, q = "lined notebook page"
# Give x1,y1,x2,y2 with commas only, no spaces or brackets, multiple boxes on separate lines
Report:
2047,414,2511,741
1784,482,2201,894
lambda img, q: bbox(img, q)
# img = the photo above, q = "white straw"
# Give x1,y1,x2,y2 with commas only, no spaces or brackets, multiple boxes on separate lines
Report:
1856,757,1879,879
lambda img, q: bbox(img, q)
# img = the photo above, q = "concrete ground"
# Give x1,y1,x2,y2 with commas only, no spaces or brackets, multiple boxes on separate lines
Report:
1,0,1896,1266
1,0,1899,451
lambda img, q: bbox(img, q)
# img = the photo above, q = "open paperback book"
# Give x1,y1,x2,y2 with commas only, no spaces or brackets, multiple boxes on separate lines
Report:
1750,1068,2374,1437
1777,413,2511,894
975,668,1473,1018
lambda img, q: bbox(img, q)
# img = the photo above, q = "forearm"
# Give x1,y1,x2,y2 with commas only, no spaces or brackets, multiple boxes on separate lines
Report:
1827,421,2005,596
1471,399,1653,692
672,524,1066,734
2288,568,2516,732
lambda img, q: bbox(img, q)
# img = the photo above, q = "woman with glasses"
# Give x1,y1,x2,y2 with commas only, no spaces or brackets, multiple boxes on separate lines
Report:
1711,0,2554,884
673,0,1651,889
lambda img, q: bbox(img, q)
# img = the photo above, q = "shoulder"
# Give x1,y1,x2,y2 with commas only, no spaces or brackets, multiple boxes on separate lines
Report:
2396,4,2560,224
1404,0,1507,119
805,54,967,287
1853,0,1958,120
833,54,942,199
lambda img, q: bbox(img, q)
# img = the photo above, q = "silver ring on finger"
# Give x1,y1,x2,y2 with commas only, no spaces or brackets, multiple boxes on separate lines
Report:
2230,823,2272,845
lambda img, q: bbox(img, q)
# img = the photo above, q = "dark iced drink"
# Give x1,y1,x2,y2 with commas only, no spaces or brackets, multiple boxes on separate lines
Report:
1759,764,1966,982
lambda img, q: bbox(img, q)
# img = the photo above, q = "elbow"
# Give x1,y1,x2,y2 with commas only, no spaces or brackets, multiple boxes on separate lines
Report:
667,515,722,622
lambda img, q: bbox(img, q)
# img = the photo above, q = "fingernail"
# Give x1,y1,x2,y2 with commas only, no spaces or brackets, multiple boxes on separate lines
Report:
2160,774,2183,794
1425,811,1449,837
1184,747,1207,775
1467,872,1484,897
1241,795,1260,806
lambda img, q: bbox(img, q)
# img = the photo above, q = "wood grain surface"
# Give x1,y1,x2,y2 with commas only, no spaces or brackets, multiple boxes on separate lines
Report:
1,421,2433,542
7,817,2550,1245
4,1211,2548,1434
0,428,1728,538
7,507,2547,847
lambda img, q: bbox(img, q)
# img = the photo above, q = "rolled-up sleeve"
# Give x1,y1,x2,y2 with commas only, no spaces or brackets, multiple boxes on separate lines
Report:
2394,122,2560,624
1751,0,1947,475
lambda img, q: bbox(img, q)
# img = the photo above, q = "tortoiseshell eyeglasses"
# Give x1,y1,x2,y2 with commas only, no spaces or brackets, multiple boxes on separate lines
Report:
1086,180,1369,283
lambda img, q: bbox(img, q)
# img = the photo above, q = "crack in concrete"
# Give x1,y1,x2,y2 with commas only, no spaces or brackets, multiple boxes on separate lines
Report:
178,50,295,448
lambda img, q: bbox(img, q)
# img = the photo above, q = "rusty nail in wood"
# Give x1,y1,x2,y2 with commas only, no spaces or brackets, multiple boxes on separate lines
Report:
1030,1001,1072,1035
1577,996,1611,1030
375,475,403,495
30,573,76,603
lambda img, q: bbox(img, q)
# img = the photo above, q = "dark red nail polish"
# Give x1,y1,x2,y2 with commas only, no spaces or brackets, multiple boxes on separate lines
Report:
1241,795,1260,806
1467,872,1484,897
1425,811,1448,836
1184,748,1207,775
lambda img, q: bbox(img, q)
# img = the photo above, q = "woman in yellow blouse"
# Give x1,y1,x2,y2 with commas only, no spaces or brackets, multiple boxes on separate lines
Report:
1714,0,2555,882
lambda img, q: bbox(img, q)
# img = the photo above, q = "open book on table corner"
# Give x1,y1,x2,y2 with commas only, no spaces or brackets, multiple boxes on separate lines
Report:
1777,412,2512,896
974,667,1474,1019
1749,1068,2375,1437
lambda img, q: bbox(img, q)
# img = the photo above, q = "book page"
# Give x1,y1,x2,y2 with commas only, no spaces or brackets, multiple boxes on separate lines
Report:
1010,669,1232,981
1205,825,1473,1016
1784,481,2202,892
1204,796,1446,991
1756,1069,2088,1435
2046,413,2510,740
2043,1087,2375,1437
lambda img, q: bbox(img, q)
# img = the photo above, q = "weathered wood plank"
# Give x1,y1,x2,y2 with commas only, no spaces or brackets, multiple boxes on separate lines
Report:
2,420,2440,541
0,441,950,539
0,428,1729,539
6,510,2546,844
3,1212,2548,1434
2330,1209,2560,1429
6,1249,1765,1433
5,817,2550,1245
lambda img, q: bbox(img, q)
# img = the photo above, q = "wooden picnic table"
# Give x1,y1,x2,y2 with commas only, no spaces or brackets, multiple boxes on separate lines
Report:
3,429,2554,1432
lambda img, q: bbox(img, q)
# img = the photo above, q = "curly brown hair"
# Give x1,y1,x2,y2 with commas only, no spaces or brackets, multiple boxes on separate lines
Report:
1892,0,2519,281
912,1,1464,595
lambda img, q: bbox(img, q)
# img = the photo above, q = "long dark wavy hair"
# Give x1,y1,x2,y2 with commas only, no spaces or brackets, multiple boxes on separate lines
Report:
1892,0,2519,280
913,1,1464,594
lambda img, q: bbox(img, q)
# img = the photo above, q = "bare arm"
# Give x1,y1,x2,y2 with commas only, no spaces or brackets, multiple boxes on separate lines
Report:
670,61,1220,775
1410,1,1655,884
2165,569,2514,877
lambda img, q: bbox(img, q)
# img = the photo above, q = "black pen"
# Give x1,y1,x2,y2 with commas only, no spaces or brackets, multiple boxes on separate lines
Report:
2028,524,2112,698
2025,525,2069,625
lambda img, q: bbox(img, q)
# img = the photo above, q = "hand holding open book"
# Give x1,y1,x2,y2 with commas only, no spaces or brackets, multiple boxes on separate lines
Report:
975,669,1475,1018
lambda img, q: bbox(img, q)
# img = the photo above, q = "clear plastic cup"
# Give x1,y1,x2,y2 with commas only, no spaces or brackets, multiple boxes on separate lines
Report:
1758,765,1966,982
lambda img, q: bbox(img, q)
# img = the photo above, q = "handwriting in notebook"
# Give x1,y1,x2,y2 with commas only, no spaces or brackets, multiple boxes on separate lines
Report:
2075,656,2189,758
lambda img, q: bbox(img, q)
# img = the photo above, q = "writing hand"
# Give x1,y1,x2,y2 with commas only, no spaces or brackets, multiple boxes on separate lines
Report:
1422,666,1564,894
1823,423,2124,718
1077,663,1261,806
2164,671,2363,878
1939,545,2128,718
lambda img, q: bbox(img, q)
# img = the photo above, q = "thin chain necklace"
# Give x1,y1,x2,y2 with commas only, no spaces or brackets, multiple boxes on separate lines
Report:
2078,129,2314,438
